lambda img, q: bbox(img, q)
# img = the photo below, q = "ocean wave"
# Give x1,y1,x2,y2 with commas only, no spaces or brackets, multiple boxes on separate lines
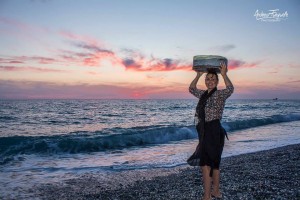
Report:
223,113,300,131
0,113,299,163
0,126,196,163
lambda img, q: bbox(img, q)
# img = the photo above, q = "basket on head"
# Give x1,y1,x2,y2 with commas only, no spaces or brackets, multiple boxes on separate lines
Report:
193,55,227,73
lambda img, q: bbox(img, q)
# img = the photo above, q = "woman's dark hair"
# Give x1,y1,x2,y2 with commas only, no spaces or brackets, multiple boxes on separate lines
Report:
206,70,219,81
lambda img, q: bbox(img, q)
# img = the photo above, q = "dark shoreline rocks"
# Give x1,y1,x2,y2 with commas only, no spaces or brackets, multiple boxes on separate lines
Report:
36,144,300,200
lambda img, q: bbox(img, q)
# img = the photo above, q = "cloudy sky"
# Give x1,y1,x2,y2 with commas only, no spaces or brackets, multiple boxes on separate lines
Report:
0,0,299,99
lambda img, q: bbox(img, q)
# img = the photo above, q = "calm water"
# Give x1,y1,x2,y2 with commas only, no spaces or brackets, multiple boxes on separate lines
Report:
1,99,300,198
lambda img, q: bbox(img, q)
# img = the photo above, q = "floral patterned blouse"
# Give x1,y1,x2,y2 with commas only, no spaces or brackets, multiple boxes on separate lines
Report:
189,85,234,122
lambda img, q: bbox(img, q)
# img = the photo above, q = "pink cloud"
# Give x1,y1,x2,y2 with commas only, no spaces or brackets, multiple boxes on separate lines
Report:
0,80,156,99
9,61,24,64
122,57,192,71
83,51,118,66
0,56,59,65
0,57,26,64
58,31,123,67
287,80,300,83
33,56,56,64
288,63,300,68
228,59,262,70
0,66,68,73
59,31,102,47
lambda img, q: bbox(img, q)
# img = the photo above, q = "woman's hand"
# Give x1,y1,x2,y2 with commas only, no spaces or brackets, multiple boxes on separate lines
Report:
220,61,233,87
220,61,228,76
196,71,205,77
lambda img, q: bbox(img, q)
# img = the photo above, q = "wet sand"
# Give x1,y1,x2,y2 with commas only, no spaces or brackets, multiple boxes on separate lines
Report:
33,144,300,199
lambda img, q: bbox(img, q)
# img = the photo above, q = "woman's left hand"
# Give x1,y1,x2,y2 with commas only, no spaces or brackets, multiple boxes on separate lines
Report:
220,61,228,76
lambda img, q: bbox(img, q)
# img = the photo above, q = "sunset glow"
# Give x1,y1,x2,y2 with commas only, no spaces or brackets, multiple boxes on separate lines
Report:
0,0,299,99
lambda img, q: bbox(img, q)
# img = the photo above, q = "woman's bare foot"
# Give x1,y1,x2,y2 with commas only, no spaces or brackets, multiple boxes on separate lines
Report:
211,191,222,198
201,194,212,200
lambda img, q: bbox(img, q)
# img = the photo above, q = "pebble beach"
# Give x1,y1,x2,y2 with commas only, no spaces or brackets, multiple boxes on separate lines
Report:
33,144,300,200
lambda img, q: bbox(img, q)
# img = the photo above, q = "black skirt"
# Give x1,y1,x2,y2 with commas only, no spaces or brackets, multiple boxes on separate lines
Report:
187,119,226,176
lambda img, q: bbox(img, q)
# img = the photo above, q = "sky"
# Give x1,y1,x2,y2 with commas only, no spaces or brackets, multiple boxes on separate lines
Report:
0,0,299,99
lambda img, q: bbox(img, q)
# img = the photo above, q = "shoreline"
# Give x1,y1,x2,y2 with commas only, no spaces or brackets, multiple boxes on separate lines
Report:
33,143,300,200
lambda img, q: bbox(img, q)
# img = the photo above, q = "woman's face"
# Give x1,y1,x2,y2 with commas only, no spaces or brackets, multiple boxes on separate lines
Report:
205,73,218,90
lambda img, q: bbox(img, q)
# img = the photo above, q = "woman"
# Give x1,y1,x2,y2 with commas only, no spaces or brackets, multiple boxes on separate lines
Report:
187,61,234,200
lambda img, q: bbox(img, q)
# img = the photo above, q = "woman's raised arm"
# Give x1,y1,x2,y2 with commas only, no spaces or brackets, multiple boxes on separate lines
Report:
190,71,204,89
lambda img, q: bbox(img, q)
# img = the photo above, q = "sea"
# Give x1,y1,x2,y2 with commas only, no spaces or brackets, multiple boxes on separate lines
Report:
1,99,300,198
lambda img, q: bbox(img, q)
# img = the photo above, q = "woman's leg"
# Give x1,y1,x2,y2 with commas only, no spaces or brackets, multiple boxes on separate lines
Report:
212,169,222,197
201,165,212,200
